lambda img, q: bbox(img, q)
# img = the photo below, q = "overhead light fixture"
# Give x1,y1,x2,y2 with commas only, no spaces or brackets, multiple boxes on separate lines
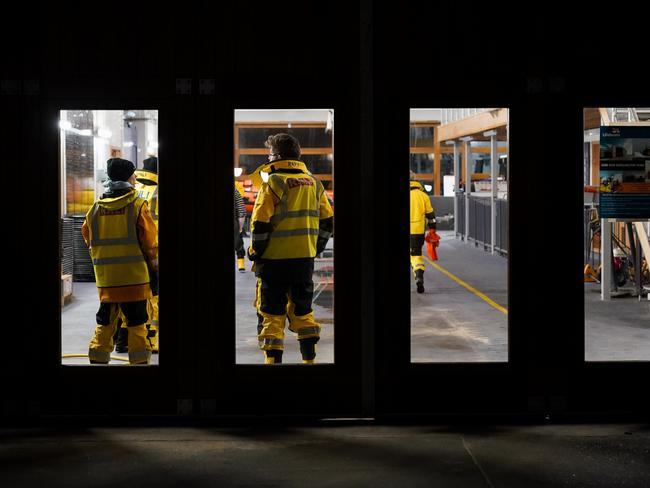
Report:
59,120,72,131
234,167,243,177
97,127,112,139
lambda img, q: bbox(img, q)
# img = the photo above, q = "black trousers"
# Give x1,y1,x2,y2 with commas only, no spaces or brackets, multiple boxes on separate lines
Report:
259,279,314,317
96,300,148,327
410,234,424,256
234,219,245,258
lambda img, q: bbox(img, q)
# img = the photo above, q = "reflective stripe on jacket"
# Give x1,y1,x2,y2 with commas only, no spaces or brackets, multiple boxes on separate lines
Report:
86,191,150,288
410,181,435,234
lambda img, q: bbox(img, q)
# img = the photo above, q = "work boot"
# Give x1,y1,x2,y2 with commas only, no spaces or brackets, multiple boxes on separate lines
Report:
415,270,425,294
299,337,318,363
115,326,129,353
237,258,246,272
264,350,283,364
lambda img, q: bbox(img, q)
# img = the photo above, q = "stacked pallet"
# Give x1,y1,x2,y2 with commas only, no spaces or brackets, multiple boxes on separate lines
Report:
72,215,95,282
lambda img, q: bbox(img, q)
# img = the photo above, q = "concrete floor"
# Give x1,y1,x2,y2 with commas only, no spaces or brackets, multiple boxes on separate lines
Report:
1,422,649,487
411,232,508,362
585,283,650,361
61,233,650,365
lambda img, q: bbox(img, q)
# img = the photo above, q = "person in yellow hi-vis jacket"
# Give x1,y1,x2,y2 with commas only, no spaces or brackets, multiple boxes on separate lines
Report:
135,156,160,353
82,158,158,365
410,171,436,294
248,133,333,364
113,156,160,354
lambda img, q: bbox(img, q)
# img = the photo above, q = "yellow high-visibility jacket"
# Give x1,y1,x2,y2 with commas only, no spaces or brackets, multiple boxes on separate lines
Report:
82,189,158,302
135,170,159,230
410,180,435,235
251,160,333,260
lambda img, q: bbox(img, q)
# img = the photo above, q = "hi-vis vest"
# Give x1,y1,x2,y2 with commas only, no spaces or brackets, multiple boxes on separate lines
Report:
410,180,434,235
86,191,150,288
259,160,324,260
135,170,158,229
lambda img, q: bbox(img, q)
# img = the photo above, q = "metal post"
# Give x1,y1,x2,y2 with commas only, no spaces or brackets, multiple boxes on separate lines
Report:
485,130,498,254
601,218,611,301
636,227,642,299
450,140,460,237
461,137,473,242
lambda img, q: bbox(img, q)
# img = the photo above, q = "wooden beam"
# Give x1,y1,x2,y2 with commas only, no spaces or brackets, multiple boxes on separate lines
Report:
410,121,441,126
598,108,611,126
411,146,507,154
591,142,600,186
239,148,332,155
584,108,601,130
234,121,240,167
437,108,508,142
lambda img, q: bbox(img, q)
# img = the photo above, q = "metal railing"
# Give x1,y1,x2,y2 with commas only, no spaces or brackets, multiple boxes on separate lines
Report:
456,195,508,255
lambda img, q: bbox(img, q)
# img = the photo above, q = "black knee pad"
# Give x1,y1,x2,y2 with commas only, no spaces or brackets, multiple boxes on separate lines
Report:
95,303,114,326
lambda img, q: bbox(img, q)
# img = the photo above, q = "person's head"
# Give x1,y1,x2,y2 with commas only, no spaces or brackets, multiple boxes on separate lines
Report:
142,156,158,174
106,158,136,184
409,170,417,181
265,133,301,162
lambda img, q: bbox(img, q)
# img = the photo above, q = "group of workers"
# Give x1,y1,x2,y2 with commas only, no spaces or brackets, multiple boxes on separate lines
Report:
82,133,434,366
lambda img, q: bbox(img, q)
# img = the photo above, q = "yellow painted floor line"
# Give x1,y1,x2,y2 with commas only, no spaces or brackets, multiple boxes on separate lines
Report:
62,353,130,362
423,256,508,315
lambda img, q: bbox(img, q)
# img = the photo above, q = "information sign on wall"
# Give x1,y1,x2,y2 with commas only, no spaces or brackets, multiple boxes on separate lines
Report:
600,126,650,218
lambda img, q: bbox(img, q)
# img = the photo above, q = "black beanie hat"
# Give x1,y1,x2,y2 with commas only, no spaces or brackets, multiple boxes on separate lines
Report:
106,158,136,182
143,156,158,174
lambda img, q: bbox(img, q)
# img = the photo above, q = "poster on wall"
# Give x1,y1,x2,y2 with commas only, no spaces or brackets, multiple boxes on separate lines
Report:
600,126,650,218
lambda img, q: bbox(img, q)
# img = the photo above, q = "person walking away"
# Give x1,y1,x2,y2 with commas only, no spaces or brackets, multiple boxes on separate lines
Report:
410,171,436,293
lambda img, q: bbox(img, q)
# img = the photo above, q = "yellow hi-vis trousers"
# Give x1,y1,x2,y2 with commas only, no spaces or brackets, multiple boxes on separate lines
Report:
88,301,152,365
254,278,321,351
410,255,425,279
146,295,159,351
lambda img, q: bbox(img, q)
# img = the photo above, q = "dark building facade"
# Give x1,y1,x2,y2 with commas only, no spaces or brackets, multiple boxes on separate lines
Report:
1,1,649,420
